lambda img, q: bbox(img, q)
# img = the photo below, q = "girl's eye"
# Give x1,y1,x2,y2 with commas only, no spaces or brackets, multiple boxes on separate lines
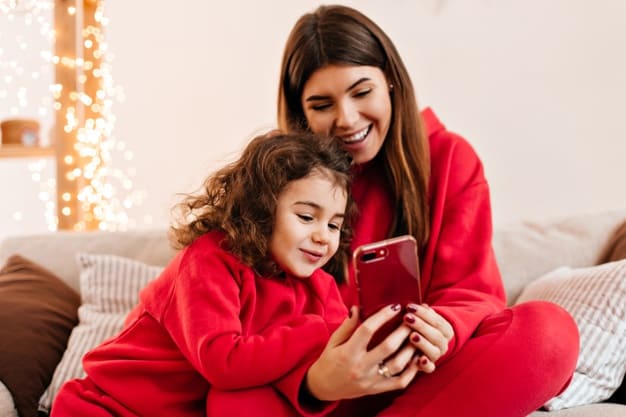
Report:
297,214,314,222
328,222,341,232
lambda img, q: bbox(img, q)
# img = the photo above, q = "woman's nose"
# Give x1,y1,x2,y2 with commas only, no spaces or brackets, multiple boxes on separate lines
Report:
335,101,358,128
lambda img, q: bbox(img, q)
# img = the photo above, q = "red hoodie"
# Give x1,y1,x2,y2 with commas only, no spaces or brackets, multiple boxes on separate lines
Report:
54,231,347,416
341,107,506,362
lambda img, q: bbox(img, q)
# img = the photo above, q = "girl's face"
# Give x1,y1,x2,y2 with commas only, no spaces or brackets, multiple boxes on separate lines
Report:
301,64,392,165
269,170,347,279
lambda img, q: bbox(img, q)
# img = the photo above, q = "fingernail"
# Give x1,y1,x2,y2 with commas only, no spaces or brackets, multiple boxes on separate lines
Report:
348,306,354,318
404,314,416,324
411,333,421,343
420,357,429,366
406,304,418,314
391,303,401,311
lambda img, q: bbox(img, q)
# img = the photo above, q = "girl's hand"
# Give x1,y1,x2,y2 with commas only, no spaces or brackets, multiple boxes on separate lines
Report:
305,305,421,401
402,303,454,372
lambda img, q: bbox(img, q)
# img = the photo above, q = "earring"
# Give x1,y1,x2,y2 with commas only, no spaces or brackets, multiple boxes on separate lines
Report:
389,83,394,91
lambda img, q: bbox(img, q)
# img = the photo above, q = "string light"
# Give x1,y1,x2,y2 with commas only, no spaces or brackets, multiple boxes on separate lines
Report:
2,0,147,232
27,158,57,231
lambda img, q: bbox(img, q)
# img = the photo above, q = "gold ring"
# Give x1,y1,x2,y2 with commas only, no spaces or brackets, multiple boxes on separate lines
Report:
377,362,392,378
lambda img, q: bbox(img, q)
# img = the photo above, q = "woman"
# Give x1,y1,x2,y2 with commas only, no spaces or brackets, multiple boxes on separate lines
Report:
277,5,579,417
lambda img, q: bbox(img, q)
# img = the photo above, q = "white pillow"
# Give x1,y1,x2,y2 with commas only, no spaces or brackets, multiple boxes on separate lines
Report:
38,253,163,412
515,259,626,410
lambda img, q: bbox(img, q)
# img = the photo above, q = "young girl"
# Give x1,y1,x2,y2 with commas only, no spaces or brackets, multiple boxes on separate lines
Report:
277,5,579,417
50,132,356,417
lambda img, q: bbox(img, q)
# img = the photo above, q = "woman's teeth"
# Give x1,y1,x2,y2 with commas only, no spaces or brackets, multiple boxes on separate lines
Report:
343,126,370,143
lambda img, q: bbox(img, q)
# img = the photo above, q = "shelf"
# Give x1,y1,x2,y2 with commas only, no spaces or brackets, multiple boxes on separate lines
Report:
0,144,55,159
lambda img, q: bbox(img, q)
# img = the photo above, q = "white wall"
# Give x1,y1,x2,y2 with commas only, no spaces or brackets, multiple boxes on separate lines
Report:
2,0,626,240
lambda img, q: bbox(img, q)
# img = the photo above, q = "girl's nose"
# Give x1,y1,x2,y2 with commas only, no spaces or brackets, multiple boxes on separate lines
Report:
311,228,329,244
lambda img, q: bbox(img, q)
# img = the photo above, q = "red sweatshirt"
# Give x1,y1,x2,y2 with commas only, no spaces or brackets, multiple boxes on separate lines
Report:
62,231,347,416
341,107,506,361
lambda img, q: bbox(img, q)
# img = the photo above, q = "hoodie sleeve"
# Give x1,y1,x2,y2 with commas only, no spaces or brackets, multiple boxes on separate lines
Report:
422,131,507,363
272,272,348,416
157,242,330,390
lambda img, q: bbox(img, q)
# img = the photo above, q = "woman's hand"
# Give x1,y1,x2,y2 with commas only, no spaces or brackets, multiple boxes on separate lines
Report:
402,303,454,372
305,305,421,401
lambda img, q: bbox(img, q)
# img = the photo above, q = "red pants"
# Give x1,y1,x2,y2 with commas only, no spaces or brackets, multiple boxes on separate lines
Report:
333,301,579,417
52,301,578,417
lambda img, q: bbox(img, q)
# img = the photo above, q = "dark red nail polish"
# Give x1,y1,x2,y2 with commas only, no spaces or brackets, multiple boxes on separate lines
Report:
391,303,401,311
404,314,415,324
411,333,421,343
420,357,429,366
407,304,418,314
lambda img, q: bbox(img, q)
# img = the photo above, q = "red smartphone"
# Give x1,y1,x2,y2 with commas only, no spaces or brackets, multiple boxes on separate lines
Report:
353,235,422,349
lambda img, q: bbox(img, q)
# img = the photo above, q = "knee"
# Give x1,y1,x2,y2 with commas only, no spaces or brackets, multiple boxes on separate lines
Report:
514,300,579,372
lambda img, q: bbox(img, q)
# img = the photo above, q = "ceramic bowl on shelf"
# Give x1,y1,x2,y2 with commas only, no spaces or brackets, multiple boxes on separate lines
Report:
1,119,40,147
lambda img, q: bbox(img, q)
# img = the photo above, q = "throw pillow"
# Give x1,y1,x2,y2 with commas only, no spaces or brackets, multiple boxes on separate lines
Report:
515,259,626,410
597,219,626,264
0,255,80,417
38,253,163,413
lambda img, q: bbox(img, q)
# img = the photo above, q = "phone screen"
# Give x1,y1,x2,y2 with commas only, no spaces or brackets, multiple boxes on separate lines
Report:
353,235,421,349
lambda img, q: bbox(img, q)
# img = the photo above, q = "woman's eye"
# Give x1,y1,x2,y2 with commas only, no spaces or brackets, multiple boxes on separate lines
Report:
328,223,341,232
353,88,371,98
311,103,332,111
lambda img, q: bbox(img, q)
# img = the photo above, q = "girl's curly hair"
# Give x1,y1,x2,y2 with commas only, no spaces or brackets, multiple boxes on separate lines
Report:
170,131,356,281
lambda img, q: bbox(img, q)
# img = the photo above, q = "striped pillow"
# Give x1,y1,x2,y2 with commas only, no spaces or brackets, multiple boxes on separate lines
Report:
38,253,163,413
516,259,626,410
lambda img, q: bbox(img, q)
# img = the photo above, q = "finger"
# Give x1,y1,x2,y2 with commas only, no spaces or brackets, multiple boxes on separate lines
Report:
327,305,360,347
379,343,417,376
396,356,421,386
367,324,412,363
409,303,454,340
416,355,436,374
373,356,421,393
404,306,452,356
352,304,403,347
407,330,444,363
404,314,448,362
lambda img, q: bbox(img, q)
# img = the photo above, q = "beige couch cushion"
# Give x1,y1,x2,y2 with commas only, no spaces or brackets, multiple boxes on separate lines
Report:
517,260,626,409
598,219,626,264
0,229,175,293
530,403,626,416
39,253,163,412
492,208,626,304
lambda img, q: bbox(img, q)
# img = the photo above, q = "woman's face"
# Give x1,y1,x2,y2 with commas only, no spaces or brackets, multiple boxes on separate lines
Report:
301,65,392,165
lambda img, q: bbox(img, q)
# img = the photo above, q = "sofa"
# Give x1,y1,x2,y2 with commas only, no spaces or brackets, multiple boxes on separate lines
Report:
1,209,625,417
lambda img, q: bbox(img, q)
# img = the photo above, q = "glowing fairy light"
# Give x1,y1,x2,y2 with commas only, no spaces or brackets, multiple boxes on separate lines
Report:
3,0,147,232
1,0,56,230
26,158,56,230
57,0,145,231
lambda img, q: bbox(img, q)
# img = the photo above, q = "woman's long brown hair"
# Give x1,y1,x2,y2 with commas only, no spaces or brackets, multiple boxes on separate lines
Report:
277,4,430,249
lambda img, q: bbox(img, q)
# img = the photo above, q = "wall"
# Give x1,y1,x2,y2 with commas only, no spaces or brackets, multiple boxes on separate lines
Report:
2,0,625,240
